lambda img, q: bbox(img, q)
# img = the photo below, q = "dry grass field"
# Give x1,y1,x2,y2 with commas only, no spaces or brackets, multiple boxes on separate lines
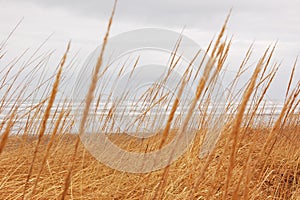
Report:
0,126,299,199
0,6,299,200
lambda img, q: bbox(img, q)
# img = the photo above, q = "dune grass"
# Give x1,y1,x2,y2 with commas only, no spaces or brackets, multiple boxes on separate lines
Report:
0,5,299,200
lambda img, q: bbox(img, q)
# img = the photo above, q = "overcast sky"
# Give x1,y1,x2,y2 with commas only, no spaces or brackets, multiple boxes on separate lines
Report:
1,0,299,101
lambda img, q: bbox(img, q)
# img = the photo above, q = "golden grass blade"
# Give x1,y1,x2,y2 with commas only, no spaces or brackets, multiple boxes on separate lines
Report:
223,54,263,199
60,1,117,199
21,42,70,199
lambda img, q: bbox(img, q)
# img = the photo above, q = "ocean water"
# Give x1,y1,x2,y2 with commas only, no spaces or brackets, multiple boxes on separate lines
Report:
0,100,297,135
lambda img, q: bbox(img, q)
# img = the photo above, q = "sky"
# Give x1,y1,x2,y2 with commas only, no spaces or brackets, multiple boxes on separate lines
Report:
0,0,299,101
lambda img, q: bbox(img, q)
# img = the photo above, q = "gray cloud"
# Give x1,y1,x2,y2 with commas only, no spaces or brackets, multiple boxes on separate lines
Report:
8,0,300,44
3,0,300,100
8,0,299,28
